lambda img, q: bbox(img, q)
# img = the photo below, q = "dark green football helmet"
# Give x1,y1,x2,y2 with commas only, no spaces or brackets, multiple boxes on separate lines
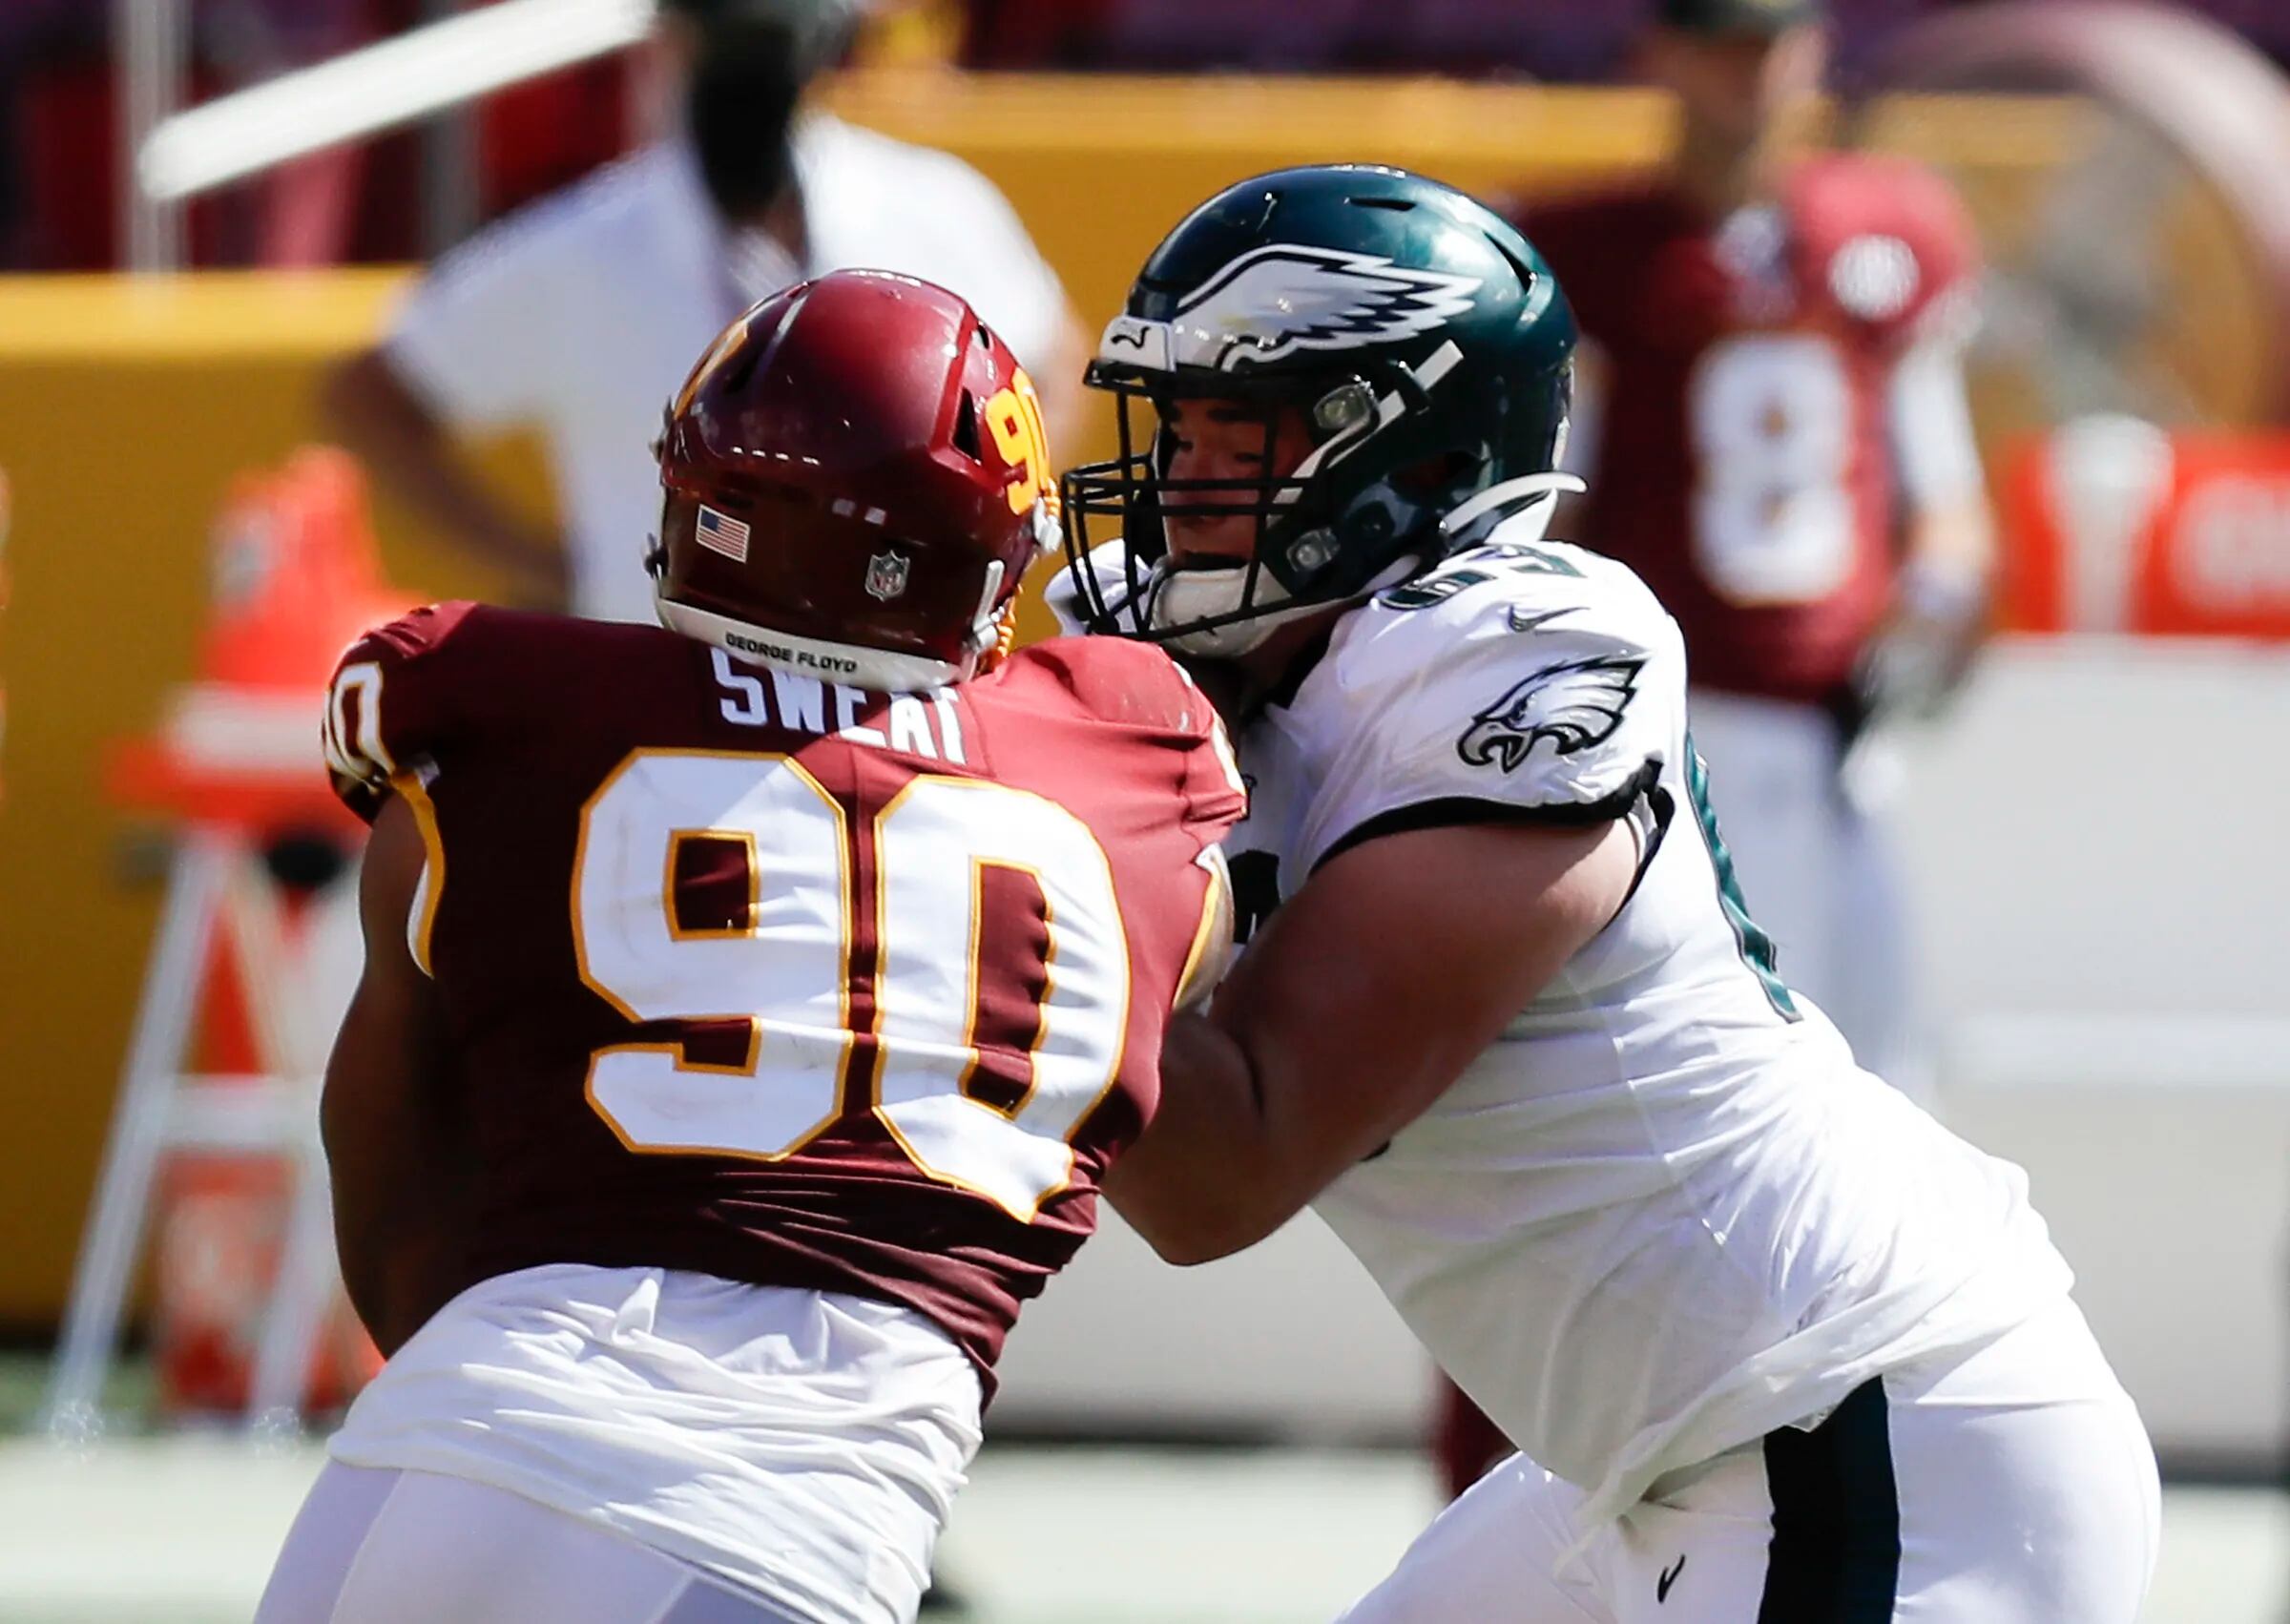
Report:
1061,164,1578,656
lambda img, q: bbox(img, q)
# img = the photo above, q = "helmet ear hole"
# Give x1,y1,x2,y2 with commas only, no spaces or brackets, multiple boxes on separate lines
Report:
951,390,984,462
718,343,763,398
1486,232,1539,296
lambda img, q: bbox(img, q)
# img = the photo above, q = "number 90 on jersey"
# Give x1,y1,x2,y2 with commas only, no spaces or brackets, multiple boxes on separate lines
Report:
572,749,1132,1223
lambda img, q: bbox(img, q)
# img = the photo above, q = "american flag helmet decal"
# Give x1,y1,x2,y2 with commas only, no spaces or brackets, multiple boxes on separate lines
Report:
696,505,751,563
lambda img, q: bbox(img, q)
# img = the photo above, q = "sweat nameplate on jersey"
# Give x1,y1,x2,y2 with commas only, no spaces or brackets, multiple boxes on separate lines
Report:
709,648,966,764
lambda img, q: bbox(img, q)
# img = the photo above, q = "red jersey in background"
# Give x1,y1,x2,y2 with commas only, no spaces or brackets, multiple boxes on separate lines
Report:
1520,153,1977,704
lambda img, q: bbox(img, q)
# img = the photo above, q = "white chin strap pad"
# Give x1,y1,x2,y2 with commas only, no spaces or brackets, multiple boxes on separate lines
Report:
1146,564,1314,658
1145,549,1436,659
656,593,968,691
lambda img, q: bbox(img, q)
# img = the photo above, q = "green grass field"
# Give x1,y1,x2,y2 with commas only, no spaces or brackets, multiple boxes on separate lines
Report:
0,1356,2280,1622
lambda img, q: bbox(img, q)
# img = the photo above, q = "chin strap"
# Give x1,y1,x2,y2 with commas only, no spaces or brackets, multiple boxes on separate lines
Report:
974,605,1021,675
1436,471,1587,551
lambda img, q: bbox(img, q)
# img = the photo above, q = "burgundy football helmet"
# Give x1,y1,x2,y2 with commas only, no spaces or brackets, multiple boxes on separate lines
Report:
653,269,1056,689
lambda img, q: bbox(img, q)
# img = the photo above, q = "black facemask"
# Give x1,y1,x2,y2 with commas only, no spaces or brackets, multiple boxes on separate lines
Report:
686,22,814,220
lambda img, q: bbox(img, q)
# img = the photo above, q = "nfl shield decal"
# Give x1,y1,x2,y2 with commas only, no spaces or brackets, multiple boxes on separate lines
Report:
865,550,911,602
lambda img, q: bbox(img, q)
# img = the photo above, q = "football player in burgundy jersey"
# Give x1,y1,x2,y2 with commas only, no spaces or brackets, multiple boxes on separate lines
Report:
1070,166,2152,1624
256,271,1242,1624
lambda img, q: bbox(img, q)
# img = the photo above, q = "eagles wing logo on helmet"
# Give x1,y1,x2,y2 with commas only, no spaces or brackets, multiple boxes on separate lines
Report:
1457,656,1644,772
1174,245,1482,369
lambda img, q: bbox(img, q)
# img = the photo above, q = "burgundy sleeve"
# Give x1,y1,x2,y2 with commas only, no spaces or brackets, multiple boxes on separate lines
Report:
1011,638,1248,848
321,599,487,822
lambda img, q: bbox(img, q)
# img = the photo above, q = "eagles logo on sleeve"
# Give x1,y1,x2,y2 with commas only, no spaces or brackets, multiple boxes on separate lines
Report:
1457,656,1644,772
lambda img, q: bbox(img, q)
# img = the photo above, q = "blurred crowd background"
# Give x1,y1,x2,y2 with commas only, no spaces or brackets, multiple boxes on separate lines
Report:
7,0,2290,275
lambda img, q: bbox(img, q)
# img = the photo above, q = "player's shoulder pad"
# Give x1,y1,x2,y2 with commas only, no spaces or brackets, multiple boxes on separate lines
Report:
1289,538,1679,852
334,599,620,679
1000,635,1223,739
323,600,495,820
993,636,1247,837
1335,534,1676,688
334,598,486,674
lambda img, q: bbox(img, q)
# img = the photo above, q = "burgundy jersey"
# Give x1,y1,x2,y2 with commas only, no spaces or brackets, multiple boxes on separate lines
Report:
323,602,1242,1383
1520,154,1977,703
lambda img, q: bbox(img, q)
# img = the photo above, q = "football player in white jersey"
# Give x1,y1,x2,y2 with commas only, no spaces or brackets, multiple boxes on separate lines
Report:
1057,166,2159,1623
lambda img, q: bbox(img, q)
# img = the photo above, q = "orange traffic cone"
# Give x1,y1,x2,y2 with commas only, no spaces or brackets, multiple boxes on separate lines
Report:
136,448,417,1420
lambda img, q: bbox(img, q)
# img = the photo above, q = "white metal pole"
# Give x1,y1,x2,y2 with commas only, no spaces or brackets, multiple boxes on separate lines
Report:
138,0,654,206
418,0,482,257
117,0,190,270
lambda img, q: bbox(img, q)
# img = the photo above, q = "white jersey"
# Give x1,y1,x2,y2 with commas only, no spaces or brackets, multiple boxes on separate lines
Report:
1223,519,2072,1528
327,1264,982,1624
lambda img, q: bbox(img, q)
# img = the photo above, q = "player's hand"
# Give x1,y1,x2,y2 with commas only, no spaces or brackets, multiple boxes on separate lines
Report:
1852,563,1987,729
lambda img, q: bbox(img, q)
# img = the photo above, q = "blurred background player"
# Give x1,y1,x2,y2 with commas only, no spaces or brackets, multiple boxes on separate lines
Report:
321,0,1087,622
256,270,1239,1624
1434,0,1998,1504
1514,0,1992,1097
1079,165,2155,1624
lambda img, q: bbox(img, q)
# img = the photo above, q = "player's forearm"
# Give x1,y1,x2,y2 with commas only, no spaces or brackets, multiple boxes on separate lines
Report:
1114,822,1638,1260
1104,1011,1298,1264
1897,499,1997,685
1904,496,1995,593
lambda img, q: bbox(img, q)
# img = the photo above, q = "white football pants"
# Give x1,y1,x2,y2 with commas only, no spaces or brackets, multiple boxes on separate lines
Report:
255,1464,806,1624
1341,1299,2159,1623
